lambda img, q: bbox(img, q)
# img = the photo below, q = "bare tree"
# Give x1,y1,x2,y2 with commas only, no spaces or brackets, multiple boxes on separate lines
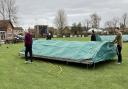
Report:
71,22,77,36
77,22,82,36
90,13,101,28
54,9,67,37
120,13,127,30
0,0,17,24
6,0,17,24
105,21,114,28
112,17,119,28
83,19,90,31
105,17,119,29
0,0,6,20
104,20,114,34
105,17,119,34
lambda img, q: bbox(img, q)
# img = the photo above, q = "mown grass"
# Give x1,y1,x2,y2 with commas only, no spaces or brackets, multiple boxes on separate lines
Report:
0,37,128,89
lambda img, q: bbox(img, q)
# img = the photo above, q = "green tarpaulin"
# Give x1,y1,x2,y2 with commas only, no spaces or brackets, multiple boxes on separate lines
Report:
96,35,128,42
20,40,117,64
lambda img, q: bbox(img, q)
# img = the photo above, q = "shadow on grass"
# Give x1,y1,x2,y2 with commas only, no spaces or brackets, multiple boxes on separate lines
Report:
25,57,117,70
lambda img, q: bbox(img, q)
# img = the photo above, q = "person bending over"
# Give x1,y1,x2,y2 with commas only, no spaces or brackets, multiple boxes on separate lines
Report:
113,27,123,64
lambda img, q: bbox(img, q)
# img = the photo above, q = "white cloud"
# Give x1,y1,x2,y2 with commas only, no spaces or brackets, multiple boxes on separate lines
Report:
16,0,128,28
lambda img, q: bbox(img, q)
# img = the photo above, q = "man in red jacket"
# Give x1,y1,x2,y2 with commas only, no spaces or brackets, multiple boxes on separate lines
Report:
24,31,33,63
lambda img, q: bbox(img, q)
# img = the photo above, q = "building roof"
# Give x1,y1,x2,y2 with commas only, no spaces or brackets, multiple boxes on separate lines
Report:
28,28,36,33
0,27,5,31
0,20,14,29
14,27,24,31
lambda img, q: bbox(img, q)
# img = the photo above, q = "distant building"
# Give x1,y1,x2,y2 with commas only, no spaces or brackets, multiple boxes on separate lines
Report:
14,27,24,36
62,26,71,37
28,28,36,38
0,20,14,41
47,27,56,37
34,25,48,38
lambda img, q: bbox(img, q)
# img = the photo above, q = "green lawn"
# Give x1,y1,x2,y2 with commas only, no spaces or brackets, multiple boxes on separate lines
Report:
0,37,128,89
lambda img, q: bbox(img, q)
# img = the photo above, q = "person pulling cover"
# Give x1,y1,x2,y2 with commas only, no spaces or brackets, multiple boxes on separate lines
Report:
113,27,123,64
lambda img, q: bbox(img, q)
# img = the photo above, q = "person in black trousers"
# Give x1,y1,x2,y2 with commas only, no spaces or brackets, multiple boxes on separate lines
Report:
113,27,123,64
24,31,33,63
46,33,52,40
91,30,96,41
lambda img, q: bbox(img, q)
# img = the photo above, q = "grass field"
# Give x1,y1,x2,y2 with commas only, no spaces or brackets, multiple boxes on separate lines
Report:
0,37,128,89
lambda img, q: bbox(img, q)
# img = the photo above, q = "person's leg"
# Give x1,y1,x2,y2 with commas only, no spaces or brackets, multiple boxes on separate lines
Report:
25,46,29,61
117,45,122,63
28,45,32,62
50,36,51,40
29,46,33,62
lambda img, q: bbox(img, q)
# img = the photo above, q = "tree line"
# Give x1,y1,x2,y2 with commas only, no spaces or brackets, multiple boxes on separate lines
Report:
54,9,128,36
0,1,127,36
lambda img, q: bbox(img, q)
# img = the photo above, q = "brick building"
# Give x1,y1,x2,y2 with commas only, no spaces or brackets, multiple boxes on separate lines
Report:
0,20,14,42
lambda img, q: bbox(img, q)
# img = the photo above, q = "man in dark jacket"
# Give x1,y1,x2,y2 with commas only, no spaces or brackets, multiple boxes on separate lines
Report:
24,31,33,63
46,33,52,40
91,30,96,41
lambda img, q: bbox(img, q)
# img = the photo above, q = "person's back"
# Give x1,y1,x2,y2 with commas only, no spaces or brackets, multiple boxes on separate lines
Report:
25,32,32,46
24,32,33,63
114,32,122,47
46,33,52,40
91,30,96,41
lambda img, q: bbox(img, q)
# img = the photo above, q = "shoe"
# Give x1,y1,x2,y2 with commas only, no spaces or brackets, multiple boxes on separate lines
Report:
117,62,121,64
28,61,32,64
25,61,28,64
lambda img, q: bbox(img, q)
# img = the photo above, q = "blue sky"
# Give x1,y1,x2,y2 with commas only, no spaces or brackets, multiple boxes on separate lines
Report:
16,0,128,29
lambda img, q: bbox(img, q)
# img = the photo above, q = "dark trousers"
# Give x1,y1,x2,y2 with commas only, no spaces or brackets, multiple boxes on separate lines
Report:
117,45,122,63
25,45,32,62
46,35,51,40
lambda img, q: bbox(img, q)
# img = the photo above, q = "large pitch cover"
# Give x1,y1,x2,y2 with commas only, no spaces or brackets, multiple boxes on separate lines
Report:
20,40,117,64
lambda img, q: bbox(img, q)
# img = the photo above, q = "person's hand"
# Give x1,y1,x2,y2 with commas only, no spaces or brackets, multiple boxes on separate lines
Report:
112,41,115,44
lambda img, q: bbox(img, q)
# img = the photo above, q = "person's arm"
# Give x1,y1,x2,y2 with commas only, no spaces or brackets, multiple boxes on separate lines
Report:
24,34,28,46
24,35,26,44
91,35,93,41
113,34,119,43
31,35,33,44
